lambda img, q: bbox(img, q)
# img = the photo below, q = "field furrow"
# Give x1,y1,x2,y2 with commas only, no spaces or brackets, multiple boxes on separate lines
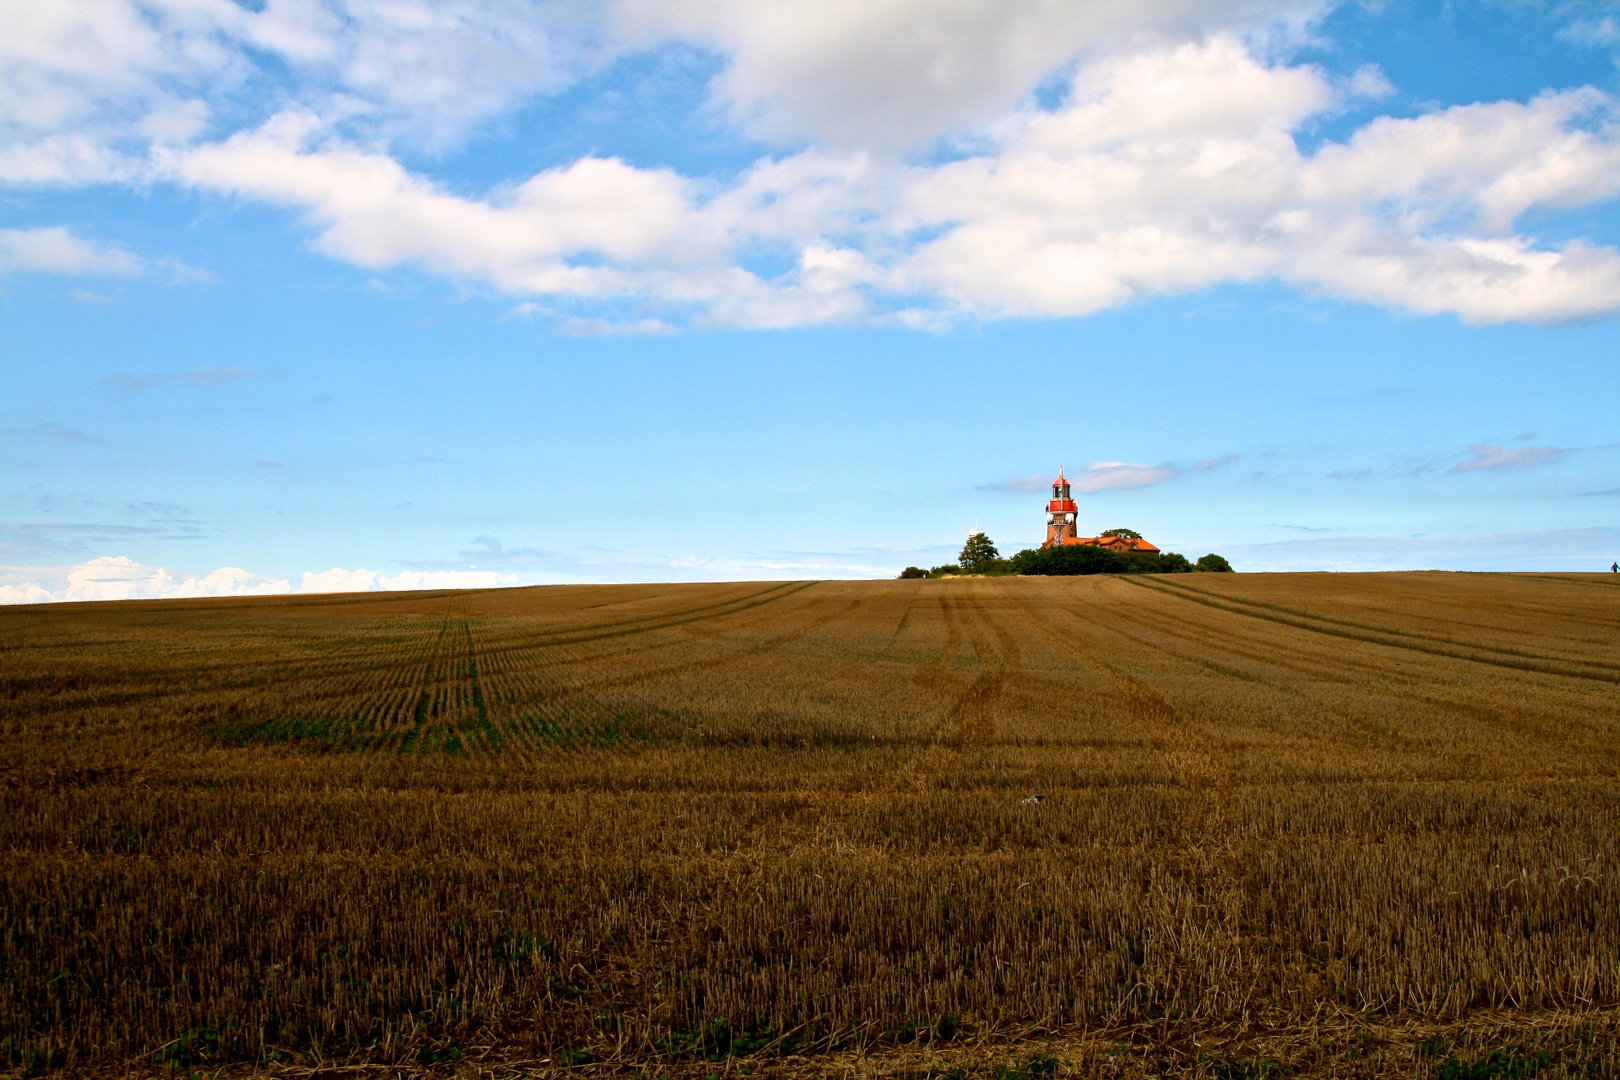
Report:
2,573,1618,1076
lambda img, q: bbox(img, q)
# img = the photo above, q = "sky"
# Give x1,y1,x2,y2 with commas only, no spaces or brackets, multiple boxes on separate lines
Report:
3,0,1620,603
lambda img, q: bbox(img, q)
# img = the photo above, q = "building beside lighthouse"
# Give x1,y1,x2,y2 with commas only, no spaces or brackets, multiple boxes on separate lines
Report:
1039,468,1162,555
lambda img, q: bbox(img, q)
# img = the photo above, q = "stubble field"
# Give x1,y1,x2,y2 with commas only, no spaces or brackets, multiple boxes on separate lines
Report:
2,572,1618,1078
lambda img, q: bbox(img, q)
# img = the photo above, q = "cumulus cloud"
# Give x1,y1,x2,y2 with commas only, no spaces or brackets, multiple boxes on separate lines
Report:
243,0,602,150
152,37,1620,328
1451,442,1566,473
7,5,1620,327
615,0,1312,153
1,555,292,604
0,226,143,276
0,555,512,604
3,0,1311,166
0,0,599,172
890,51,1620,323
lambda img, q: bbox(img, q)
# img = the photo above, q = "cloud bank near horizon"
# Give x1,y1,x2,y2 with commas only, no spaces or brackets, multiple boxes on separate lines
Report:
0,555,511,605
7,2,1620,329
6,522,1618,606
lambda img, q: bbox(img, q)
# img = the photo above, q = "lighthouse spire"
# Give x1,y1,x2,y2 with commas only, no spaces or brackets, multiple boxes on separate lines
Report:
1044,465,1078,548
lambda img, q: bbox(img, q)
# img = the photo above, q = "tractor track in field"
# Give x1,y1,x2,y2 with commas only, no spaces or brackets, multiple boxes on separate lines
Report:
934,592,1019,749
1127,576,1620,685
1099,579,1619,754
1003,583,1186,736
19,583,813,710
144,584,818,738
1148,576,1620,672
521,586,858,707
496,581,813,650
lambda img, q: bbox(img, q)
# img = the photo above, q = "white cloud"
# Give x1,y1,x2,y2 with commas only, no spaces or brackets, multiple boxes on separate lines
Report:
0,0,1319,168
1451,442,1566,473
35,555,293,603
1557,16,1620,49
172,114,708,292
0,582,51,604
984,455,1234,493
890,50,1620,323
0,0,598,172
1070,462,1181,492
0,555,512,604
614,0,1316,153
232,0,604,151
0,226,143,276
151,36,1620,328
5,6,1620,327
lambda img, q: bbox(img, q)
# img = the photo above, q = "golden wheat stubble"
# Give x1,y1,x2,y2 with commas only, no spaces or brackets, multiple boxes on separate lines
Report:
0,573,1616,1071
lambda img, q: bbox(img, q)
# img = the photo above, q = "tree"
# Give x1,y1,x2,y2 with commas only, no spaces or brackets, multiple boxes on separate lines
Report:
959,531,1001,573
898,566,927,579
1008,544,1124,576
1195,553,1234,573
1120,552,1163,574
1158,552,1193,573
1099,527,1143,540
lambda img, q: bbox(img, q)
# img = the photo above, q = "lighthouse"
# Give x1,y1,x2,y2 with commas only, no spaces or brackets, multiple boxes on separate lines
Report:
1042,468,1079,548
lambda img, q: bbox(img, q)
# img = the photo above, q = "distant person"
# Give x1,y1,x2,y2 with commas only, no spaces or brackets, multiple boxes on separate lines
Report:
1612,561,1618,573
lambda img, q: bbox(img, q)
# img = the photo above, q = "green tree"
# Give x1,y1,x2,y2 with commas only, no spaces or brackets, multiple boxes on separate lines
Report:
1196,553,1234,572
1158,552,1193,573
1099,527,1143,540
1008,545,1124,576
898,566,927,579
959,531,1001,573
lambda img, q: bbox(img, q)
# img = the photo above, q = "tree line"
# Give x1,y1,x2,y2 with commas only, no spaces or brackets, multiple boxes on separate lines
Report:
898,531,1232,579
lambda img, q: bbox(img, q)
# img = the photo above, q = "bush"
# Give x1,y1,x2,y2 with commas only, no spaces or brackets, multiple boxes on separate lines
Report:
1007,545,1126,576
1196,553,1234,573
928,565,961,578
898,566,927,579
1006,546,1196,577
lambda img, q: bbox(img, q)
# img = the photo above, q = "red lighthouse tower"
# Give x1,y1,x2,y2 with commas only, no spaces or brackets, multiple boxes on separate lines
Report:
1042,467,1079,548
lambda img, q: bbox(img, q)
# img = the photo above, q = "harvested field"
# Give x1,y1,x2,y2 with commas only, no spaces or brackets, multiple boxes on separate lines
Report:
2,572,1618,1078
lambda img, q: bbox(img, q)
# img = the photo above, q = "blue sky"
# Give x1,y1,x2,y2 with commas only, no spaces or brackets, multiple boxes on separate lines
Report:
3,0,1619,601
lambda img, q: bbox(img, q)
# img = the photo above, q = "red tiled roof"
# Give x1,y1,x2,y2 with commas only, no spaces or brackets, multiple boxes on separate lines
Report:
1046,535,1161,554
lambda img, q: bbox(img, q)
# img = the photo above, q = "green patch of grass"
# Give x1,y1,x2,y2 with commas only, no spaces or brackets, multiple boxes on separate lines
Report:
417,1042,461,1066
514,706,689,749
922,1052,1060,1080
1433,1049,1551,1080
665,1019,781,1060
1205,1055,1289,1080
152,1028,219,1068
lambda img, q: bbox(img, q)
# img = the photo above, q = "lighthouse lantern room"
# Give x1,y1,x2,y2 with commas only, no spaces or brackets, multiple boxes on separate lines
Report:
1043,468,1079,548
